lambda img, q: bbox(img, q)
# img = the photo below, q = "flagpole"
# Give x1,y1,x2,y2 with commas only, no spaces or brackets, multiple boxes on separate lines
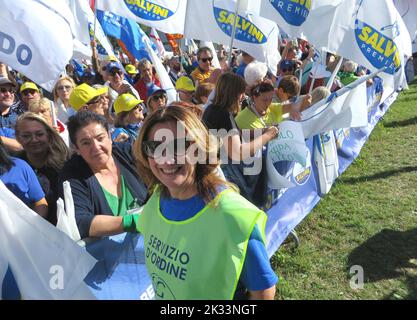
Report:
326,56,343,90
227,0,241,70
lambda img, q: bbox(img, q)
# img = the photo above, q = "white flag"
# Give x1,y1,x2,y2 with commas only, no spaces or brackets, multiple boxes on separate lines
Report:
300,76,369,139
0,181,96,300
66,0,116,60
326,0,411,94
150,27,166,58
96,0,187,34
0,0,75,90
260,0,343,45
145,40,177,103
185,0,280,74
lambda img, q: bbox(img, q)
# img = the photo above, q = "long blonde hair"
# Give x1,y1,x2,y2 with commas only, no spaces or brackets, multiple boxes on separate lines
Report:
15,113,69,171
134,105,235,202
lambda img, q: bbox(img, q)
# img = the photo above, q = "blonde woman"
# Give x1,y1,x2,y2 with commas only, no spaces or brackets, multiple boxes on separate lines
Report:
53,76,76,124
15,113,69,225
132,105,278,300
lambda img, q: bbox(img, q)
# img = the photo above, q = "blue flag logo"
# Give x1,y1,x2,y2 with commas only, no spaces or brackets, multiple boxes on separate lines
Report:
355,20,401,75
269,0,311,27
124,0,175,21
213,7,267,44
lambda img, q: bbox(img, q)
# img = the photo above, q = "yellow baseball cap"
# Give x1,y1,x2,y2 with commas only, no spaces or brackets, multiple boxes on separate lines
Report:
125,64,138,75
20,82,39,93
69,83,108,111
175,76,195,92
114,93,144,114
105,55,118,62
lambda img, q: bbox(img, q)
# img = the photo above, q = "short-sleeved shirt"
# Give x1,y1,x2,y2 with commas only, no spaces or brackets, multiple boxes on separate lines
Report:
0,157,45,206
235,103,283,130
191,67,212,84
159,191,278,298
0,127,16,138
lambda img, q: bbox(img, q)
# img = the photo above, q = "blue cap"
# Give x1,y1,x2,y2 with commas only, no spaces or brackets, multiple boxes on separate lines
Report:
147,84,166,98
279,59,295,71
82,69,96,78
106,61,123,72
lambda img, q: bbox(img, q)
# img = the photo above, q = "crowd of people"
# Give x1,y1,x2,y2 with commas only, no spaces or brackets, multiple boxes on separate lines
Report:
0,37,376,300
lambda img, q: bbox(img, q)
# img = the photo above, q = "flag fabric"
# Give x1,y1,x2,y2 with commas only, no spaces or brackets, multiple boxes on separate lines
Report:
95,0,187,34
259,0,343,46
96,9,155,62
300,74,371,139
185,0,280,74
66,0,115,61
0,181,96,299
150,27,166,58
393,0,417,53
0,0,75,90
326,0,411,95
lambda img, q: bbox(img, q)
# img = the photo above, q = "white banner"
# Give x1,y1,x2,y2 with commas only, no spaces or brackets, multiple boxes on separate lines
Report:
185,0,280,74
266,121,308,189
96,0,187,34
150,27,166,59
0,0,74,90
66,0,115,60
0,181,96,299
300,78,368,139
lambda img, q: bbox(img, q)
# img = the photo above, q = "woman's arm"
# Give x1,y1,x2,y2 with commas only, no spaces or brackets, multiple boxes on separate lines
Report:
225,126,278,161
248,285,276,300
88,215,125,238
33,198,48,218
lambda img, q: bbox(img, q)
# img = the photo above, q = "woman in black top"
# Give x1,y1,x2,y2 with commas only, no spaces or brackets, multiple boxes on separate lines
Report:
58,111,147,239
202,73,278,204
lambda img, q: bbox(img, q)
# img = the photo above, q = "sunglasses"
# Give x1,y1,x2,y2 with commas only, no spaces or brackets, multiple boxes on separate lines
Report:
22,89,38,96
0,87,16,94
110,70,123,77
57,85,72,91
151,94,167,101
142,139,193,159
133,104,143,111
281,68,294,73
200,57,213,63
86,96,102,105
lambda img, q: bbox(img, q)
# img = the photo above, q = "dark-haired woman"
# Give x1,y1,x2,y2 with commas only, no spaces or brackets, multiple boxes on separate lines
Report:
0,139,48,217
202,73,278,204
58,111,148,239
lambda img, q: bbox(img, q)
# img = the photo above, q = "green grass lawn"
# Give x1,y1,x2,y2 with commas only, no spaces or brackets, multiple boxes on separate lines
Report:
272,78,417,300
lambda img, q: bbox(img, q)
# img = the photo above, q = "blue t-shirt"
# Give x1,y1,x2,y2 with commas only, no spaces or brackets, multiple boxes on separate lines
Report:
0,157,45,206
159,191,278,296
0,127,16,138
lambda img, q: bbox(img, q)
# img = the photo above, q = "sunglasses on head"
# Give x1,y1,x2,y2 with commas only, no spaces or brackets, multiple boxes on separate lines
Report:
0,87,16,94
200,57,213,63
142,138,193,159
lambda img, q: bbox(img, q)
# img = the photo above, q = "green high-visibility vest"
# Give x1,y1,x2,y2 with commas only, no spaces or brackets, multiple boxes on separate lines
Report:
136,189,267,300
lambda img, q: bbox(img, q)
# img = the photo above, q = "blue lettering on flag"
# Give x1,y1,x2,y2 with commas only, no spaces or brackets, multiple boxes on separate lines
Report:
355,20,401,75
0,31,32,66
123,0,174,21
269,0,311,27
213,7,267,44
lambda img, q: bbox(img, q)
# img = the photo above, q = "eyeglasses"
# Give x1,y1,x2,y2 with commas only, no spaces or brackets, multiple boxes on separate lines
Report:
21,89,38,96
142,139,193,159
151,94,167,101
110,70,123,77
200,57,213,63
86,96,102,106
0,87,16,94
133,104,143,111
57,85,72,91
18,131,46,142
